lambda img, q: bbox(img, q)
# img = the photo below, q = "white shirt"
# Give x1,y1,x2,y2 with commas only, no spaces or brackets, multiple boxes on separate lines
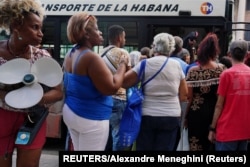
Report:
133,56,185,117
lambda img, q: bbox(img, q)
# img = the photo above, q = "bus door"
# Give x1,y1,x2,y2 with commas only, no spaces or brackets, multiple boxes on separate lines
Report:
145,17,231,58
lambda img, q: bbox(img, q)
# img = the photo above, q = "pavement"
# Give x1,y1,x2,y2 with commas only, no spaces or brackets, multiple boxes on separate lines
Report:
12,149,59,167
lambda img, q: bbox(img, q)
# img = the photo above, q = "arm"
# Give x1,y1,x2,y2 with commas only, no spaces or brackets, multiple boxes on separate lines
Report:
88,53,127,95
0,90,7,100
208,95,225,143
185,86,193,117
122,69,138,89
183,86,193,128
179,79,188,102
39,84,64,107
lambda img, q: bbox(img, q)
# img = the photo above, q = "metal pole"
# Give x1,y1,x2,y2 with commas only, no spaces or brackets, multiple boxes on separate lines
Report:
236,0,246,40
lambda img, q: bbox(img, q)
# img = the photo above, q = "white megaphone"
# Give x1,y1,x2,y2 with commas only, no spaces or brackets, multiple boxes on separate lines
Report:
0,57,63,109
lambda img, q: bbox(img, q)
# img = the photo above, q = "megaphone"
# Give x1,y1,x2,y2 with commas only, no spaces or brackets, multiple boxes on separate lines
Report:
0,57,63,109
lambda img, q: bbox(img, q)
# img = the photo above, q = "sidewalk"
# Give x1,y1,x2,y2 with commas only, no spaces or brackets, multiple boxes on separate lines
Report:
12,149,59,167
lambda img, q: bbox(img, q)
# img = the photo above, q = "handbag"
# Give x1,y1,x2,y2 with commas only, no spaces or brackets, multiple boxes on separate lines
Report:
118,58,169,149
15,84,51,145
176,101,190,151
15,105,49,145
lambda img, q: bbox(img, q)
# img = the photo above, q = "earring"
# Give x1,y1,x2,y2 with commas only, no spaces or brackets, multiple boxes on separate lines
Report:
17,32,22,40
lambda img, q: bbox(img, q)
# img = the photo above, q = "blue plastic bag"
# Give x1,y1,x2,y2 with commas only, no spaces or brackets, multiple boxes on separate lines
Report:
118,58,169,149
118,60,146,148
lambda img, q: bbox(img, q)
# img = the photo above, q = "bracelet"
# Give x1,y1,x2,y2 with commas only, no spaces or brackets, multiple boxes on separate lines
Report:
208,126,216,132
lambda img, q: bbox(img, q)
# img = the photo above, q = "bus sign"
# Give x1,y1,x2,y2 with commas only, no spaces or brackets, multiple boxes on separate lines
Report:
41,0,226,17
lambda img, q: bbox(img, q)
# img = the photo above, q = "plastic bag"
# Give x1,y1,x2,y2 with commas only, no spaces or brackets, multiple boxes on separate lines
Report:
177,128,190,151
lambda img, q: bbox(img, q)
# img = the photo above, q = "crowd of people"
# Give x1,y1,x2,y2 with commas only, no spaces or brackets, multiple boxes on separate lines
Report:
0,0,250,166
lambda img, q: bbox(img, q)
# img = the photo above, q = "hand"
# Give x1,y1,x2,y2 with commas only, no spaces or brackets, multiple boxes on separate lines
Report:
119,54,128,66
0,90,7,100
208,131,216,143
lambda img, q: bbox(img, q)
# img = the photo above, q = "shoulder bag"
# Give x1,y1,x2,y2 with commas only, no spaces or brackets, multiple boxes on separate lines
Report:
118,57,169,149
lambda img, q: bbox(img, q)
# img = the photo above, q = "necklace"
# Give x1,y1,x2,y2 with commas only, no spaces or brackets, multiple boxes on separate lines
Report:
6,39,29,58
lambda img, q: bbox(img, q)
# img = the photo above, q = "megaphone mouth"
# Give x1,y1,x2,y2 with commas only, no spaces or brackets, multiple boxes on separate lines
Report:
23,73,36,85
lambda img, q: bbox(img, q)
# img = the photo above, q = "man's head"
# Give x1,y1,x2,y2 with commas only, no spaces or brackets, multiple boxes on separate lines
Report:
108,25,126,48
140,47,151,58
174,36,183,50
230,40,248,62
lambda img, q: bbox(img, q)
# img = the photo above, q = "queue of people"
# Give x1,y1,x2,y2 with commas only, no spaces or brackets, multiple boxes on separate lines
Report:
0,2,249,167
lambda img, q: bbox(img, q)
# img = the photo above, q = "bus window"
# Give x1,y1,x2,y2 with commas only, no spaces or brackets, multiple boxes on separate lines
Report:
99,21,139,52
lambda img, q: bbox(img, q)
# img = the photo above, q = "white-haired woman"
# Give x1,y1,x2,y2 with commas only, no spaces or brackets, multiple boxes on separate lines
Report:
129,51,141,67
122,33,188,151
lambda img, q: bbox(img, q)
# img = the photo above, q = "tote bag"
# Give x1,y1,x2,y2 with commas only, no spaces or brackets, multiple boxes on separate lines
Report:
118,60,146,148
118,58,169,149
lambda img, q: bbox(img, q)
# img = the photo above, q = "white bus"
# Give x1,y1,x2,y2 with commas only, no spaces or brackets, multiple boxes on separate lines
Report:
40,0,235,63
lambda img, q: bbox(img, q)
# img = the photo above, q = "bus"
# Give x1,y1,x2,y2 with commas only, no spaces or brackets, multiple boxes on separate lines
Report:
41,0,234,63
0,0,236,140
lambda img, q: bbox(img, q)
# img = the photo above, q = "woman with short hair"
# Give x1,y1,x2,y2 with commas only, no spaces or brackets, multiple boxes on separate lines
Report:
123,33,188,151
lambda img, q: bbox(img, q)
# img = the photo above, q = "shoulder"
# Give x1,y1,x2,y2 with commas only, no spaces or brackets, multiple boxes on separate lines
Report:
217,62,227,71
170,57,187,65
109,47,128,58
30,47,51,64
32,46,51,58
83,49,103,63
188,64,200,72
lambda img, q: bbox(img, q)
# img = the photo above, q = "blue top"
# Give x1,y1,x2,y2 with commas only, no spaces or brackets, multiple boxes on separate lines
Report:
170,57,188,74
64,49,113,120
185,61,199,75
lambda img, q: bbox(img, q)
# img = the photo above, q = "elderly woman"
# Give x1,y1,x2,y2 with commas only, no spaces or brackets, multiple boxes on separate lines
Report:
129,51,141,67
122,33,188,151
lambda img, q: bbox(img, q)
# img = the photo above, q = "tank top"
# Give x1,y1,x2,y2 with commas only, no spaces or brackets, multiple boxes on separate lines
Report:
64,49,113,120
